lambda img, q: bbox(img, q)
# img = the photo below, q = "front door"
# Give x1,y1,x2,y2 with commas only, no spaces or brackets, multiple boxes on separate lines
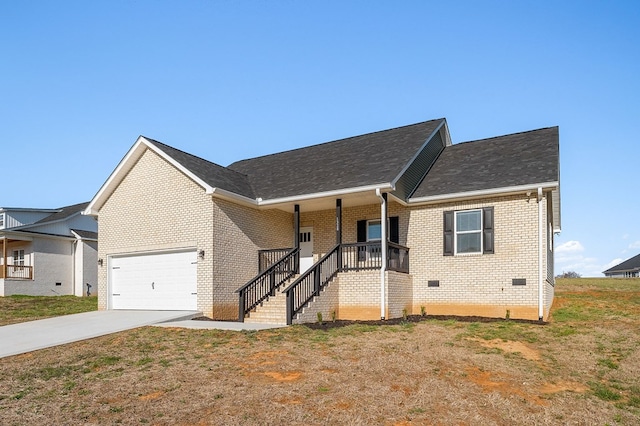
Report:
299,227,314,273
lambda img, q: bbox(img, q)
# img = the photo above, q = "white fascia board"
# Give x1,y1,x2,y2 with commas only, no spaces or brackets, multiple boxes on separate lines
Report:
0,208,59,213
257,183,394,207
390,119,447,189
0,232,34,242
405,181,559,206
2,231,75,242
84,137,215,216
210,187,258,207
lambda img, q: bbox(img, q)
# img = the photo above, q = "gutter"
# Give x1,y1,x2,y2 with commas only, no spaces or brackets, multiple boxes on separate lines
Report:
376,188,387,320
405,181,559,206
258,183,394,207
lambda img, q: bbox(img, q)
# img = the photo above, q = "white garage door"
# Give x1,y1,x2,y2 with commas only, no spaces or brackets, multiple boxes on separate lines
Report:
110,250,197,310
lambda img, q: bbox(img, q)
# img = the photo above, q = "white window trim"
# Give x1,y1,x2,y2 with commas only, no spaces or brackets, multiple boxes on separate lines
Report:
13,249,25,266
454,209,482,255
0,213,4,229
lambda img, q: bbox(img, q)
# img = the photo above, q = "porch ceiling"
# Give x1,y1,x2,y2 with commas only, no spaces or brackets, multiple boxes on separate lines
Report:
266,189,385,212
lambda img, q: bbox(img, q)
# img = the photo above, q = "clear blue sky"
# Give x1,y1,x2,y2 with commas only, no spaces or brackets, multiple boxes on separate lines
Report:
1,1,638,276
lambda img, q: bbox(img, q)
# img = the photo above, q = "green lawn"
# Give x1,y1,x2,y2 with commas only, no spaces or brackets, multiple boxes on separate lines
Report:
0,295,97,326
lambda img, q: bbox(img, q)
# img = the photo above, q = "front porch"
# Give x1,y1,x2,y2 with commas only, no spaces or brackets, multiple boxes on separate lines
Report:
236,195,412,325
1,237,34,280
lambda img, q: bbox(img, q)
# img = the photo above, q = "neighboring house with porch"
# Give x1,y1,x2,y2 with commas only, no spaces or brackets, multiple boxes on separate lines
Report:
84,118,560,324
0,202,98,297
603,254,640,278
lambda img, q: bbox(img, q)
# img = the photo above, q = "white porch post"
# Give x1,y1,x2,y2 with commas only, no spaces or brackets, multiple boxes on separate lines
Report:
2,237,6,279
377,190,388,320
294,204,300,274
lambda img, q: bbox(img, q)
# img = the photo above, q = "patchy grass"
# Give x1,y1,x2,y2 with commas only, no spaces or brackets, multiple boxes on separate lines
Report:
0,295,97,326
0,278,639,424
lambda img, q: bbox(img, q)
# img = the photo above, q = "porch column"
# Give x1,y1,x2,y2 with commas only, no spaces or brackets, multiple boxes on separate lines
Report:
380,192,388,320
2,237,6,279
294,204,300,274
336,199,342,270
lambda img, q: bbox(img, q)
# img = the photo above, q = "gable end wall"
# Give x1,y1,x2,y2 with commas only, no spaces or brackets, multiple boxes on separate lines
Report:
96,149,215,315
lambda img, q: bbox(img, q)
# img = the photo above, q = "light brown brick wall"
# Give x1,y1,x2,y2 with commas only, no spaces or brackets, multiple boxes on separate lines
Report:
408,194,551,321
298,196,554,321
293,280,340,324
337,270,381,320
97,148,295,319
386,271,413,319
97,149,215,315
212,199,293,319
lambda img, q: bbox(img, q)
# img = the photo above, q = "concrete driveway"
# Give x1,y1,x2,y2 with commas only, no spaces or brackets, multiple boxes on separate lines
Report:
0,310,200,358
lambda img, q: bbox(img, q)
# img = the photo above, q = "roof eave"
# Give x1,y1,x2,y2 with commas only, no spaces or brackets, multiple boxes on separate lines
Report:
19,211,84,230
405,181,560,206
210,187,258,208
257,183,394,207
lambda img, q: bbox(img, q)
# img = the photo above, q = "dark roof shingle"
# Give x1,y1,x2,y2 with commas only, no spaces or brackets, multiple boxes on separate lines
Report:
411,127,559,198
603,254,640,274
145,139,255,198
34,202,90,224
227,119,444,200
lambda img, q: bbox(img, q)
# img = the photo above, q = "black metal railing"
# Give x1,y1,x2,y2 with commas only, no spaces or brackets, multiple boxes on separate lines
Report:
341,242,383,271
236,248,299,322
387,242,410,274
284,244,340,325
243,241,410,325
258,248,294,273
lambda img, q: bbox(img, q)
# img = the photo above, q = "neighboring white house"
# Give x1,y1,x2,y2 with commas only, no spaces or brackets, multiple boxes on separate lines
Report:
0,202,98,297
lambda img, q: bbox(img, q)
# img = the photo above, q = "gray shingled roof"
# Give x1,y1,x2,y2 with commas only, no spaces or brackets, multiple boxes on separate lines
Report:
146,139,255,198
411,127,559,198
603,254,640,274
71,229,99,240
227,119,444,200
33,202,90,224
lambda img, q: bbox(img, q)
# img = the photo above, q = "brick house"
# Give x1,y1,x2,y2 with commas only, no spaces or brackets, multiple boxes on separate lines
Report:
84,118,560,323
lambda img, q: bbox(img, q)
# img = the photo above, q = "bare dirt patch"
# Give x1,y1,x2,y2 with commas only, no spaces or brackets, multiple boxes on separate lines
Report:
468,337,541,361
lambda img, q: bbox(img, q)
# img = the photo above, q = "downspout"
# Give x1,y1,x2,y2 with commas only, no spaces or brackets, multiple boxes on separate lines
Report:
376,188,387,320
537,187,544,321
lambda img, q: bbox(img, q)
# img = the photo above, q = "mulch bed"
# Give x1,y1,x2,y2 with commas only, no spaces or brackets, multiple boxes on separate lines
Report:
192,314,547,329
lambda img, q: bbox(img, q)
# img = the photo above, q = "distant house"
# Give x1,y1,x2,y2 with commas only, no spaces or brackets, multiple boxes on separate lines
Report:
603,254,640,278
85,118,560,323
0,202,98,297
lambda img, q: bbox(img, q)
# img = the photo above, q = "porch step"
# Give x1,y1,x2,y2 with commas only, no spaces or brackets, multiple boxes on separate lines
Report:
244,286,289,325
